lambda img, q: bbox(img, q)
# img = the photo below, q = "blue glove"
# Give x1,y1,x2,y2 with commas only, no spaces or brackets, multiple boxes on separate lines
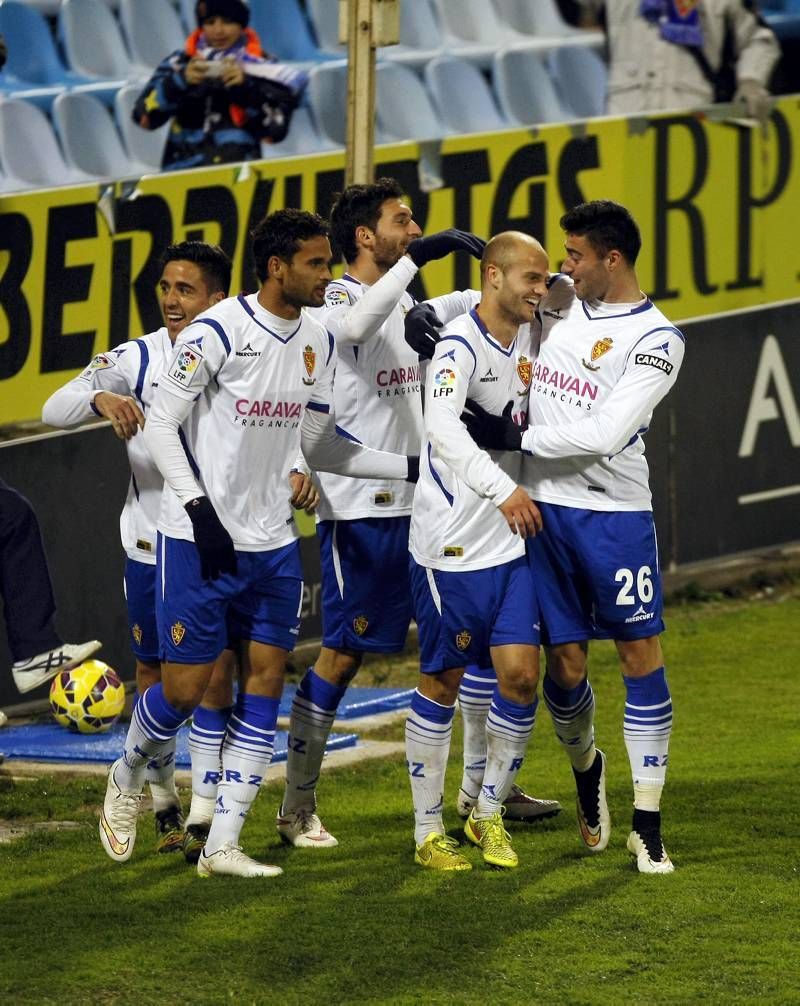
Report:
406,229,485,268
185,496,237,580
461,400,522,452
404,303,443,360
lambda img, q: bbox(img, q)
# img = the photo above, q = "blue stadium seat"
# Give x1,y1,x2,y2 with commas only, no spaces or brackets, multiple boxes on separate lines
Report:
119,0,185,71
248,0,337,63
431,0,534,67
494,0,581,36
376,62,446,141
424,56,508,134
305,61,348,146
58,0,149,84
260,105,338,159
114,83,170,171
53,91,153,180
493,48,573,125
378,0,445,69
548,46,608,119
0,97,95,188
305,0,346,57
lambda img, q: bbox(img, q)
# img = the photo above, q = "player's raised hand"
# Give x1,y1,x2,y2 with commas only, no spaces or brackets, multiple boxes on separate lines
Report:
461,399,523,451
404,303,443,360
406,229,485,268
498,486,542,539
289,471,320,514
94,391,146,441
184,496,237,580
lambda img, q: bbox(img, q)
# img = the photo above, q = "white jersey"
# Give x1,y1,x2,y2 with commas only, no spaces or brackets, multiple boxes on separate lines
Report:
145,293,408,551
41,328,175,566
520,275,685,511
310,257,422,521
409,308,533,572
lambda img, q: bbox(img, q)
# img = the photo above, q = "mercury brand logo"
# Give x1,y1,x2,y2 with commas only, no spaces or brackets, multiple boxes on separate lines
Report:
235,342,260,357
479,368,498,383
624,605,654,623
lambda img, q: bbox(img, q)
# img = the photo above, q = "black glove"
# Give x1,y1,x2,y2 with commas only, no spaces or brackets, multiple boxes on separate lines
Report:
406,456,420,483
406,229,485,268
461,399,522,452
185,496,237,580
404,303,443,360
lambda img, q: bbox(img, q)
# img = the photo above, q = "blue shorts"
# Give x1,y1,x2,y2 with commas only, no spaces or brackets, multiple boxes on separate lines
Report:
410,555,539,674
157,534,303,664
527,503,665,644
318,516,413,653
123,558,159,664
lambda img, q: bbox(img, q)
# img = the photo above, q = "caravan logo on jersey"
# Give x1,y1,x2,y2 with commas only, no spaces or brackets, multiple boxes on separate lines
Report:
167,345,203,387
376,361,422,398
531,361,599,412
582,337,613,372
303,345,316,385
234,398,303,429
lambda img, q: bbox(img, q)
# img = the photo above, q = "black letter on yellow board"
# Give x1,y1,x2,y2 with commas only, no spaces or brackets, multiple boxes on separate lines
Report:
0,212,33,380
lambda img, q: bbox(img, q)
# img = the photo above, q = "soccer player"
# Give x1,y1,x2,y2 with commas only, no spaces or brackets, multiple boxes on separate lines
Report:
98,209,416,878
42,242,255,861
461,201,684,874
407,231,549,871
276,178,485,848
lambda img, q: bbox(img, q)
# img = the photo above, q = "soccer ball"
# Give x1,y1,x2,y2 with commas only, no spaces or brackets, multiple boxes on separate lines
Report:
49,660,126,734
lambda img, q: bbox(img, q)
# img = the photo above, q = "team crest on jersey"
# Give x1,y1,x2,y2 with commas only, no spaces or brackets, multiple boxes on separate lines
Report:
674,0,699,17
171,621,186,645
78,353,116,382
167,346,203,387
517,356,532,388
456,630,471,651
353,615,369,636
131,624,143,646
303,345,316,386
582,337,613,371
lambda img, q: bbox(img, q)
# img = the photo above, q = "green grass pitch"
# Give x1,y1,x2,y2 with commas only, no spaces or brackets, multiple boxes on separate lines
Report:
0,588,797,1004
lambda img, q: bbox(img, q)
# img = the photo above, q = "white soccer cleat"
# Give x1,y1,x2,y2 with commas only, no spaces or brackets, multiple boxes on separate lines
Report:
99,758,143,863
197,842,283,878
12,639,102,694
457,784,562,822
0,709,7,728
276,805,338,848
627,829,675,874
573,749,611,853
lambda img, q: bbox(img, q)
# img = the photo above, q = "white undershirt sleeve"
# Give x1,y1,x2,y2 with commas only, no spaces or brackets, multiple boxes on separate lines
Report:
326,256,419,345
300,407,410,480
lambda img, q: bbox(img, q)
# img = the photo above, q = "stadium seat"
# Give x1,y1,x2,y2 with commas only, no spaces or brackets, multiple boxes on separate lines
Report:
378,0,445,69
53,91,153,181
119,0,185,71
424,56,508,134
494,0,579,36
375,63,445,141
493,48,573,125
305,0,347,57
305,61,348,147
114,83,170,171
0,98,95,188
248,0,337,63
548,46,608,119
431,0,534,67
58,0,149,84
260,105,338,159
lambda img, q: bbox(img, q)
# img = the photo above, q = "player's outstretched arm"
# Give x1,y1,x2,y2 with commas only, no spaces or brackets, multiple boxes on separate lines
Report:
42,349,138,430
406,229,485,268
327,258,418,346
404,290,479,359
300,406,414,482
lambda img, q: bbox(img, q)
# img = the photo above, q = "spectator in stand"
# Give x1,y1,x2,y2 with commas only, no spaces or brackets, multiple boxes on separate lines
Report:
578,1,780,120
133,0,307,170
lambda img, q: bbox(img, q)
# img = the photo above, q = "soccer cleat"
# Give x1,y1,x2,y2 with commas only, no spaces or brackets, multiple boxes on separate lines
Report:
464,809,519,869
197,842,283,878
0,709,7,728
154,805,185,854
276,806,338,848
99,758,143,863
627,809,674,874
12,639,102,694
182,823,210,865
457,784,562,822
573,749,610,853
414,832,472,871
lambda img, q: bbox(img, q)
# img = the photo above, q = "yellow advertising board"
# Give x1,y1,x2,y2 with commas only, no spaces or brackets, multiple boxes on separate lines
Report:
1,98,799,425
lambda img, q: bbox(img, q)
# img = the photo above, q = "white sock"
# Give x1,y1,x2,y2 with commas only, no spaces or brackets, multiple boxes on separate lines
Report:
282,668,346,814
476,692,537,818
146,736,179,812
623,667,672,812
204,694,278,854
458,665,494,800
116,685,187,792
187,704,231,827
542,674,596,773
405,689,455,845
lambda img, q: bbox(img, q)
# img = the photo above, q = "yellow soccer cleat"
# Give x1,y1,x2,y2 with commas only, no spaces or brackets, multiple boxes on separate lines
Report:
414,832,472,871
464,809,519,869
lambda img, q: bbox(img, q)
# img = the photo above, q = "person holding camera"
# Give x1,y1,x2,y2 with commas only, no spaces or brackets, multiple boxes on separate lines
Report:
133,0,307,171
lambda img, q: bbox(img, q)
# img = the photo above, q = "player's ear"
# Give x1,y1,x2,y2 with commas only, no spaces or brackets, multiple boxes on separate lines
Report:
267,254,284,279
355,224,373,250
210,290,226,306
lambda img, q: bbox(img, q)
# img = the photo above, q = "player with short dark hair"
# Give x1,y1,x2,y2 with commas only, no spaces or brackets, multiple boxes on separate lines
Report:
275,179,486,849
98,209,416,878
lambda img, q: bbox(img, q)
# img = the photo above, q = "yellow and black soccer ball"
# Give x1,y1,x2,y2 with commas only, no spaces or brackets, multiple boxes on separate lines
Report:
49,660,126,734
